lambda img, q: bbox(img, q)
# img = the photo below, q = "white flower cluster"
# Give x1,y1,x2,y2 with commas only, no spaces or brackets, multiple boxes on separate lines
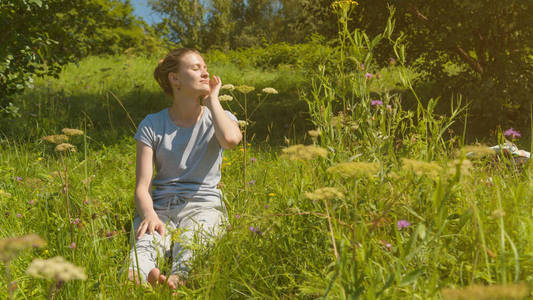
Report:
27,256,87,282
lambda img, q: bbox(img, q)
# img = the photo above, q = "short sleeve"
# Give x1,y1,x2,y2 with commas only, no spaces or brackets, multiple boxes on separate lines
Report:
134,116,155,149
225,110,238,123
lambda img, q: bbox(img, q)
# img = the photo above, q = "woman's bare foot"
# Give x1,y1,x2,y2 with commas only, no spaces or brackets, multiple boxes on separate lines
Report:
147,268,161,287
166,274,185,290
128,269,140,284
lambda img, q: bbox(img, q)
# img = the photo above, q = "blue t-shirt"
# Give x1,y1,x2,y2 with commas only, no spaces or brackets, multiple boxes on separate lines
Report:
134,107,238,203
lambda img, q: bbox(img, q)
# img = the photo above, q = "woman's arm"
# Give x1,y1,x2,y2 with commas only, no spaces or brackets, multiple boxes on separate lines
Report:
205,75,242,149
134,141,165,239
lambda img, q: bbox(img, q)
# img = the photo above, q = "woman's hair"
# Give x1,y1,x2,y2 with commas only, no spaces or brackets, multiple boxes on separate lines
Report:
154,48,201,96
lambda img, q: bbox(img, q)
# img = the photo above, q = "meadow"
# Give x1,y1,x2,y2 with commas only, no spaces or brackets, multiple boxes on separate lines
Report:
1,11,533,300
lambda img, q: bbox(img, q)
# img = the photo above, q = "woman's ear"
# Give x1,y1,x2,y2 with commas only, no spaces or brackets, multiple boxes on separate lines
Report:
168,72,180,90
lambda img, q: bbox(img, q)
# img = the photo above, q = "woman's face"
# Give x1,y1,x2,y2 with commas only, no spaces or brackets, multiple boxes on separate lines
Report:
171,52,210,96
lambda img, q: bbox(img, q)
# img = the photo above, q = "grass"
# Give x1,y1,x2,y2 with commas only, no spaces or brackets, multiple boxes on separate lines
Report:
0,51,532,299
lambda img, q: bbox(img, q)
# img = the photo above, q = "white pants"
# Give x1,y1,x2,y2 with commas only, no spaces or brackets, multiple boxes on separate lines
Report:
128,195,226,281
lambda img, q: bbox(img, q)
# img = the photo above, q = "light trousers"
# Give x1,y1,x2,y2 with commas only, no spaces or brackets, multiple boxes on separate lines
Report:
128,195,226,281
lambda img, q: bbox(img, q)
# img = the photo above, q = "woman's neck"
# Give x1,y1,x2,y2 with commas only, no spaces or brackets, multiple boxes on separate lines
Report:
168,96,204,128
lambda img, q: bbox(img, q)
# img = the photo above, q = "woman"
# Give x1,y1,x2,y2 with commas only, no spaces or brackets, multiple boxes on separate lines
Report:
128,48,242,289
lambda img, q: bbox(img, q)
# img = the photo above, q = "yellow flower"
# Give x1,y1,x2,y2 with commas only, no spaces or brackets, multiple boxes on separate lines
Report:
226,162,232,166
268,193,276,197
37,157,43,161
261,87,278,94
61,128,84,136
44,250,49,255
236,85,255,94
27,256,87,282
247,143,251,146
305,187,344,201
280,144,328,161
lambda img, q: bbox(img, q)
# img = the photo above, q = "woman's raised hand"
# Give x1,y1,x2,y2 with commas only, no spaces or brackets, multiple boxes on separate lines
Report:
204,75,222,104
136,212,165,239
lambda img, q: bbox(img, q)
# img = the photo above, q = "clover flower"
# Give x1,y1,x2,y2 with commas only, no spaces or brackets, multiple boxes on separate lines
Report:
235,85,255,94
364,73,373,79
250,157,256,163
262,87,278,94
27,256,87,282
69,242,76,249
0,234,46,262
504,128,521,139
371,100,383,106
401,158,442,178
55,143,76,152
441,283,529,300
327,161,379,178
305,187,344,201
41,134,69,144
396,220,411,230
61,128,84,136
221,84,235,91
218,95,233,102
281,144,328,161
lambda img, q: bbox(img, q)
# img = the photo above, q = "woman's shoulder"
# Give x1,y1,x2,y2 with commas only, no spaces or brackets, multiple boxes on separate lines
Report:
140,108,169,125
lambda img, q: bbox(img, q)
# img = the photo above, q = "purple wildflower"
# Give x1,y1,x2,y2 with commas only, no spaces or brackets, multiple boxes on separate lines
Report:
15,176,22,181
235,214,241,219
250,157,256,163
16,213,22,218
248,180,256,185
84,199,89,205
249,226,263,235
71,218,80,225
264,204,269,209
360,63,365,70
364,73,374,79
390,58,396,65
249,226,256,232
69,242,76,249
371,100,383,106
397,220,411,230
504,128,521,139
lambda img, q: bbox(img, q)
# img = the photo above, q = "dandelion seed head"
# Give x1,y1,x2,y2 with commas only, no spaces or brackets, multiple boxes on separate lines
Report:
304,187,344,201
55,143,76,153
61,128,84,136
41,134,69,144
218,95,233,102
280,144,328,161
262,87,278,94
27,256,87,282
235,85,255,94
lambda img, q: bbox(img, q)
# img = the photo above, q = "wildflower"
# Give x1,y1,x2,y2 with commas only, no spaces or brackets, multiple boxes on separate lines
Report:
248,180,256,185
264,204,269,209
235,214,241,219
401,158,442,179
262,87,278,94
218,95,233,102
304,187,344,201
55,143,76,152
41,134,69,144
379,240,392,250
280,144,328,161
238,120,248,128
0,234,46,262
250,157,256,163
17,213,22,218
371,100,383,106
458,145,495,159
249,226,263,235
441,283,529,300
364,73,373,79
84,199,89,205
69,242,76,249
235,85,255,94
326,161,379,178
504,128,521,139
360,63,365,70
390,57,396,65
27,256,87,282
37,157,43,161
221,84,235,91
15,176,22,181
308,129,320,138
268,193,276,197
397,220,411,230
61,128,84,136
70,218,80,225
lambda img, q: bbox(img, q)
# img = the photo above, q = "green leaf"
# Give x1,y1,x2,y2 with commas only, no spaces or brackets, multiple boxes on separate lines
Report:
399,268,424,286
28,0,42,7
